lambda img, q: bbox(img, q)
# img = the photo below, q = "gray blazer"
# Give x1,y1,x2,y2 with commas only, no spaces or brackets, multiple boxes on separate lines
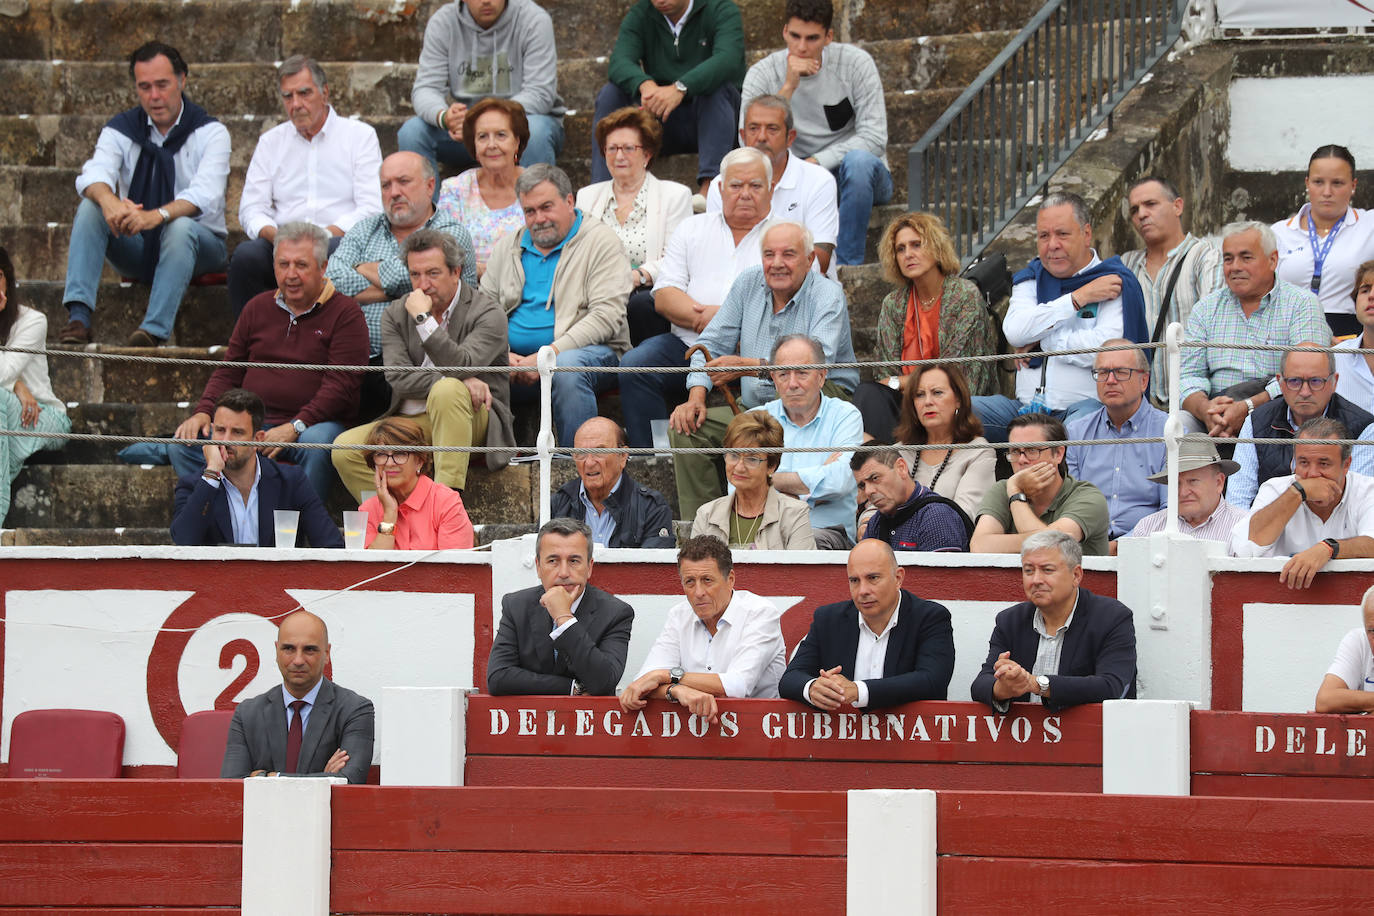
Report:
380,282,515,471
220,678,375,784
487,584,635,696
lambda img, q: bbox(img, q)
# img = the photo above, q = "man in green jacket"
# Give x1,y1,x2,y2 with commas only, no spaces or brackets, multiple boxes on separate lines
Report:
592,0,746,193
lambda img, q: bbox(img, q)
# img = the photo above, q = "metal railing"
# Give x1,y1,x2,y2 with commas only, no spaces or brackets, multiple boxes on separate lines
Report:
909,0,1189,265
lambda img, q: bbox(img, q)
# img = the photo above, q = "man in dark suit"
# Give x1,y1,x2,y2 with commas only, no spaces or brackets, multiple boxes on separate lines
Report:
170,388,343,547
487,518,635,695
780,539,954,709
971,529,1136,712
221,610,373,783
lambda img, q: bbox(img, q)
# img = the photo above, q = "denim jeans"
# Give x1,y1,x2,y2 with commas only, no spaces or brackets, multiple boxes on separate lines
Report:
508,344,619,446
972,395,1102,443
63,197,228,339
169,420,346,503
832,149,893,266
397,114,564,198
618,332,691,448
589,82,741,185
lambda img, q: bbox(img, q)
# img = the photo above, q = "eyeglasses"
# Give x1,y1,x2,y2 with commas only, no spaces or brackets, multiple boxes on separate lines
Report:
1089,367,1145,381
1007,445,1053,461
724,452,768,469
372,451,414,465
605,144,644,156
1281,375,1332,391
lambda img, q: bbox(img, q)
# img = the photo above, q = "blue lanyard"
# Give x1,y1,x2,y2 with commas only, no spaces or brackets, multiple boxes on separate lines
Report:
1306,207,1347,293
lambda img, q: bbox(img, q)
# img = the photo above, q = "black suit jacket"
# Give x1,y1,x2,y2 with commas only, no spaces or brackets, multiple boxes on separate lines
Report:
220,678,374,784
170,457,343,547
970,587,1136,712
779,590,955,708
486,584,635,695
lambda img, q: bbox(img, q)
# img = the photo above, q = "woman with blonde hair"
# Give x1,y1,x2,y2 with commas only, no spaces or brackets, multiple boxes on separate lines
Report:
691,410,815,549
360,417,474,549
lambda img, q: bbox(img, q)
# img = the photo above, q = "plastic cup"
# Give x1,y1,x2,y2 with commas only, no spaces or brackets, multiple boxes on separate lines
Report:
342,511,367,550
273,509,300,548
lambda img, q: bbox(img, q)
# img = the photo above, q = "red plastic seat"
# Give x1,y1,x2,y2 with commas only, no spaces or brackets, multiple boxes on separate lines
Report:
176,709,235,778
8,709,125,778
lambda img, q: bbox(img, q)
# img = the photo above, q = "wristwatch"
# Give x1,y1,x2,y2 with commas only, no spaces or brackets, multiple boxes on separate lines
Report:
1324,537,1341,559
1036,675,1051,698
157,206,171,224
669,666,685,686
291,418,307,435
1009,492,1031,505
673,80,688,94
665,684,678,704
413,311,428,325
886,376,902,390
1291,480,1308,503
377,521,396,535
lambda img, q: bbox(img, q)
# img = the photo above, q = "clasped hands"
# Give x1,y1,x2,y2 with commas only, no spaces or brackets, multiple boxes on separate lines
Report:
805,666,859,710
618,668,719,722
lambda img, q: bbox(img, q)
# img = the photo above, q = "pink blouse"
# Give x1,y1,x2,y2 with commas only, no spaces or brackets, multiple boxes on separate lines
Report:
435,169,525,271
362,475,474,549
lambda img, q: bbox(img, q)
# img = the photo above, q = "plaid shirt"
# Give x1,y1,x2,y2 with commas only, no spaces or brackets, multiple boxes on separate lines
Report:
1179,278,1327,400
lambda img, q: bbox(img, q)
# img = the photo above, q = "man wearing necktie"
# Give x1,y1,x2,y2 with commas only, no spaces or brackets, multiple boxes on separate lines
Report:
221,610,374,783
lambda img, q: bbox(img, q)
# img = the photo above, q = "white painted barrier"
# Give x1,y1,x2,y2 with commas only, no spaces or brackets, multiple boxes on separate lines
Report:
241,776,342,916
847,789,937,915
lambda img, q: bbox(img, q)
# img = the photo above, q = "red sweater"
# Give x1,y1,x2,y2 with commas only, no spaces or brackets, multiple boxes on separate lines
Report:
195,287,370,427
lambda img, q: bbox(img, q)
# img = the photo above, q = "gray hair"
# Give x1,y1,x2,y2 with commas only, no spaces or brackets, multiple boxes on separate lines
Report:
1297,416,1352,462
719,146,774,187
1280,342,1336,377
770,333,825,364
401,229,465,273
279,54,328,92
1020,529,1083,568
758,219,815,257
536,517,594,563
1220,220,1278,256
1097,338,1150,374
273,221,330,264
515,163,574,199
743,93,794,132
1040,191,1091,227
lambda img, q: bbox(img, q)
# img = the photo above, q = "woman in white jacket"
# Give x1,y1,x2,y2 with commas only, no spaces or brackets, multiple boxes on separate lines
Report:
576,106,693,346
0,246,70,524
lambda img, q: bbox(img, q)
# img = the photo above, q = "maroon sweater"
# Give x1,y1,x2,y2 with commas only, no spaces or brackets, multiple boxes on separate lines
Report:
195,287,370,427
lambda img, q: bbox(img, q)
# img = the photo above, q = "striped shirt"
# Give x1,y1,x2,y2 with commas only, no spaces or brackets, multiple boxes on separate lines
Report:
1125,498,1248,549
1027,599,1078,706
1121,234,1223,401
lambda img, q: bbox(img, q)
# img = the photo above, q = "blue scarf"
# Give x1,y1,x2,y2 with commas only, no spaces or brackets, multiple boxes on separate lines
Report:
105,97,217,283
1013,255,1149,341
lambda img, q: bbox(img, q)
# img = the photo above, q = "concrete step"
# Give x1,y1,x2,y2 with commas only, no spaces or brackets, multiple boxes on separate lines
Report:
24,280,233,348
0,526,174,546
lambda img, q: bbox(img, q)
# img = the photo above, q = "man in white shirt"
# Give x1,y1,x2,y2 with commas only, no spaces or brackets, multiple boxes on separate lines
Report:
1314,584,1374,713
706,94,837,272
618,147,775,448
1231,417,1374,589
619,535,787,720
971,192,1148,441
59,41,231,348
229,56,383,318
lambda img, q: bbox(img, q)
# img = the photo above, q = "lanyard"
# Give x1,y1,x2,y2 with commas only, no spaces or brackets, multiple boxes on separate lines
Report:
1306,206,1348,293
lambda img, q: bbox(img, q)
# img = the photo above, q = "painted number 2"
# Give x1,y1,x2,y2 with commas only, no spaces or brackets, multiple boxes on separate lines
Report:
215,638,260,710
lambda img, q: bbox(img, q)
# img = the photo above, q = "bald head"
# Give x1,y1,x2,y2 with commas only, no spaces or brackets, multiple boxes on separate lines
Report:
572,417,628,506
849,537,899,572
276,610,331,698
847,538,904,627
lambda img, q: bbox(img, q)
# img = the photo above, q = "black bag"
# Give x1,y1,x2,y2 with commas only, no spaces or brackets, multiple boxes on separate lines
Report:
960,250,1015,372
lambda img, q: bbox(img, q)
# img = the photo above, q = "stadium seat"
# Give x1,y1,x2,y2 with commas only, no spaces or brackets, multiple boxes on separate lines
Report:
8,709,125,778
176,709,235,778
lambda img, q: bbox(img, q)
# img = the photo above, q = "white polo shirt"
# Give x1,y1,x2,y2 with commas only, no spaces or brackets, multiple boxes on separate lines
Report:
1230,471,1374,557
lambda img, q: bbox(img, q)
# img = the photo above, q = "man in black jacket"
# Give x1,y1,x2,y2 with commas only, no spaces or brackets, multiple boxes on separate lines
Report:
779,539,954,709
551,417,675,548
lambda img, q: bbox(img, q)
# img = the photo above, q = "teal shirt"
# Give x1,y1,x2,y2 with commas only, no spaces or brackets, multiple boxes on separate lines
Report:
508,211,583,355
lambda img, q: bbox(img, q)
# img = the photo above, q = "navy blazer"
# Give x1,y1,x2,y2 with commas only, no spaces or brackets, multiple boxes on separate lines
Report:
970,587,1136,712
486,584,635,696
220,678,374,784
779,590,955,708
170,457,343,547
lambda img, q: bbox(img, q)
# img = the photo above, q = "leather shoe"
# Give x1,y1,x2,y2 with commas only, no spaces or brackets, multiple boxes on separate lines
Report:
126,328,162,347
58,320,92,345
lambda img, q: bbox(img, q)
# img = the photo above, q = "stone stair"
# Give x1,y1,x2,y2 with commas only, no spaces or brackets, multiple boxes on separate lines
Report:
0,0,1037,545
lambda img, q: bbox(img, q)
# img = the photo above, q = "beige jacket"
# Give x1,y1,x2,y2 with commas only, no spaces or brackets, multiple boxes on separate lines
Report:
479,214,632,356
692,487,816,550
575,172,694,283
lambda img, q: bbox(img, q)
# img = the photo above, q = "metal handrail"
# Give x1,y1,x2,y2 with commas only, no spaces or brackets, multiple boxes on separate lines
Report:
909,0,1189,266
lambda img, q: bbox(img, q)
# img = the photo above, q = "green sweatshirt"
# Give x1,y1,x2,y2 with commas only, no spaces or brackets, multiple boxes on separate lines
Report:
607,0,746,98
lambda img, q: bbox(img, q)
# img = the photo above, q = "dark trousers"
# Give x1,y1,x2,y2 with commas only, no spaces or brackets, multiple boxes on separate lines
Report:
228,235,342,321
590,82,740,186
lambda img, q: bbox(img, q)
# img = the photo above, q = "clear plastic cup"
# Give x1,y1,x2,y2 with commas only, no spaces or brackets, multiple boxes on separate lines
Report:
342,511,368,550
273,509,300,548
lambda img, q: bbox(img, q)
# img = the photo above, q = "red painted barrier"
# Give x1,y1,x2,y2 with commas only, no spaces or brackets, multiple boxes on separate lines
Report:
1192,709,1374,798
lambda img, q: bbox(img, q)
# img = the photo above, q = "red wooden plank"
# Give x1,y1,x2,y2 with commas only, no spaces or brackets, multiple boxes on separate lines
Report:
938,858,1373,914
0,911,236,915
0,780,242,842
1191,709,1374,777
465,756,1101,792
936,791,1374,867
329,851,844,915
1192,772,1374,800
466,696,1102,764
330,787,846,854
0,844,240,907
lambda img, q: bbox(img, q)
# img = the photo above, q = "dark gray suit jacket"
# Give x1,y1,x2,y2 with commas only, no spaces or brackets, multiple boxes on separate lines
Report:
220,678,374,784
486,584,635,695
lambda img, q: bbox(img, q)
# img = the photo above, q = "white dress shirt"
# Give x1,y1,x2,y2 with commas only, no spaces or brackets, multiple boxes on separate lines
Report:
636,588,786,698
1230,471,1374,557
1334,336,1374,414
652,211,773,346
238,107,383,240
802,601,900,708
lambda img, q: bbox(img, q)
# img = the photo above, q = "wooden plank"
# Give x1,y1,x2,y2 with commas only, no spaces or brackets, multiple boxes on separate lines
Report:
329,851,844,915
330,787,846,854
0,910,237,915
938,858,1373,913
1192,772,1374,800
0,844,241,907
466,696,1102,765
464,756,1100,793
936,791,1374,867
0,780,242,842
1191,710,1374,777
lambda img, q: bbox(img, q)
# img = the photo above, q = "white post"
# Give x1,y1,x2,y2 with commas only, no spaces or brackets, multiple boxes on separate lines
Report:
1101,699,1192,796
1164,321,1184,534
380,687,471,786
847,789,936,915
241,776,342,915
536,345,556,526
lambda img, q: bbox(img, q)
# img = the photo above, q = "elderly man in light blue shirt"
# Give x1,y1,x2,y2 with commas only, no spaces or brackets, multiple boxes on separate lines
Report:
1066,339,1167,539
672,333,862,549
